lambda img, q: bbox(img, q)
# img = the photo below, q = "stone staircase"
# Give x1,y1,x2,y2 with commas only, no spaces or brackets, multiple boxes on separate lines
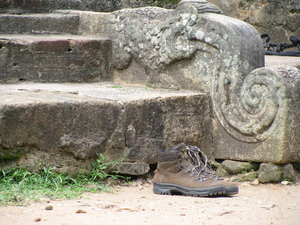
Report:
1,2,299,177
0,10,212,175
0,11,112,83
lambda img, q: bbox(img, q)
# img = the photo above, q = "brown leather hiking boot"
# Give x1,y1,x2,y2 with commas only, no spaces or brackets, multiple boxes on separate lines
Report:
153,143,239,197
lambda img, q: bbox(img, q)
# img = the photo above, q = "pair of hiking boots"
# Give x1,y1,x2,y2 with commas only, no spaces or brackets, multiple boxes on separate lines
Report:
153,143,238,197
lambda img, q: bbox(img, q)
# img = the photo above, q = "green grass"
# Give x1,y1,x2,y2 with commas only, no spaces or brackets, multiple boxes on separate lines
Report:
108,85,123,89
0,154,130,206
107,85,129,91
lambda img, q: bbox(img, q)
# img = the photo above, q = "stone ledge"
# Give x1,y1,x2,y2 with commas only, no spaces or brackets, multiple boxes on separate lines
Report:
0,35,112,83
0,13,80,34
0,83,212,175
265,55,300,70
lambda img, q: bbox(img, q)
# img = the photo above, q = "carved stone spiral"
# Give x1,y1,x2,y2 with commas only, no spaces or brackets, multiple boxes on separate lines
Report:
213,67,284,143
177,0,223,14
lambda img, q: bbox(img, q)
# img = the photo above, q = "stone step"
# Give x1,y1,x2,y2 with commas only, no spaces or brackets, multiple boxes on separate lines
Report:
265,55,300,70
0,0,124,14
0,35,112,83
0,82,211,175
0,13,80,35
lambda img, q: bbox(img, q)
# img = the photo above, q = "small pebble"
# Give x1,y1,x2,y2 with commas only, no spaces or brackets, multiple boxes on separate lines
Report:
34,218,41,222
76,209,87,214
252,179,259,186
45,205,53,210
281,181,290,185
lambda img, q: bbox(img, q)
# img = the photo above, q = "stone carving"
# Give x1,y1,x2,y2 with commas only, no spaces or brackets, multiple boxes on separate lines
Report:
106,0,299,163
109,1,224,73
108,0,265,139
214,65,300,143
1,0,299,170
177,0,222,14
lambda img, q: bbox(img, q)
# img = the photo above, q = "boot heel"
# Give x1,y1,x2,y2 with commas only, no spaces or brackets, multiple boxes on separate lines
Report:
153,183,172,195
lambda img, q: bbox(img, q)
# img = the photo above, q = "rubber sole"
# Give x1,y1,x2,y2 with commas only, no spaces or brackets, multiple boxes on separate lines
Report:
153,182,227,197
224,185,239,195
153,182,239,197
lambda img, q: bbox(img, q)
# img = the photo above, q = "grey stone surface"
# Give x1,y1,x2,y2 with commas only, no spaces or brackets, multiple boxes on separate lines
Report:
0,1,299,174
177,0,222,14
1,0,298,45
282,163,296,182
103,2,299,163
124,94,212,164
215,166,229,177
106,3,263,91
0,13,80,34
0,83,211,173
209,0,300,46
265,56,300,70
0,0,180,14
231,171,259,182
0,0,125,13
112,162,150,175
0,36,112,83
221,160,259,174
258,163,283,183
258,163,296,183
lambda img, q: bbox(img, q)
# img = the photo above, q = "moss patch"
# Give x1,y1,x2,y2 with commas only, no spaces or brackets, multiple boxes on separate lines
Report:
231,171,259,182
0,147,23,162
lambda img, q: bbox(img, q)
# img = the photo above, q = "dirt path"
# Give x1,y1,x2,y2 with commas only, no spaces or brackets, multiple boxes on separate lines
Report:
0,182,299,225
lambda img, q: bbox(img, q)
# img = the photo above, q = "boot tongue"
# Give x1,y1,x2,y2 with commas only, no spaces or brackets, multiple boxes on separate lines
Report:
172,142,188,151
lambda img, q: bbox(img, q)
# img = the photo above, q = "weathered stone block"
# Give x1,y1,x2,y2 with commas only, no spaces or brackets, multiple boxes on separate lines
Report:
258,163,296,183
0,83,211,174
0,94,123,161
210,0,300,45
124,94,213,164
103,2,299,164
32,39,70,53
221,160,259,174
0,13,80,34
106,3,263,91
258,163,283,183
0,0,177,14
214,66,300,163
231,172,259,182
112,162,150,175
0,1,299,170
282,164,296,182
0,37,112,83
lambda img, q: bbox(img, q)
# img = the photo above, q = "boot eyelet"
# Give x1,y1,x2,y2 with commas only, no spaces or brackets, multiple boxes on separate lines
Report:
177,164,183,169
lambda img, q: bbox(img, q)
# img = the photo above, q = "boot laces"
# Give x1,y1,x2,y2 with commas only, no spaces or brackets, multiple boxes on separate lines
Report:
185,145,223,181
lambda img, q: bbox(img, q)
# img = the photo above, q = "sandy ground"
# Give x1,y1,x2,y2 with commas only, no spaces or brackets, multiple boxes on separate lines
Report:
0,181,299,225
